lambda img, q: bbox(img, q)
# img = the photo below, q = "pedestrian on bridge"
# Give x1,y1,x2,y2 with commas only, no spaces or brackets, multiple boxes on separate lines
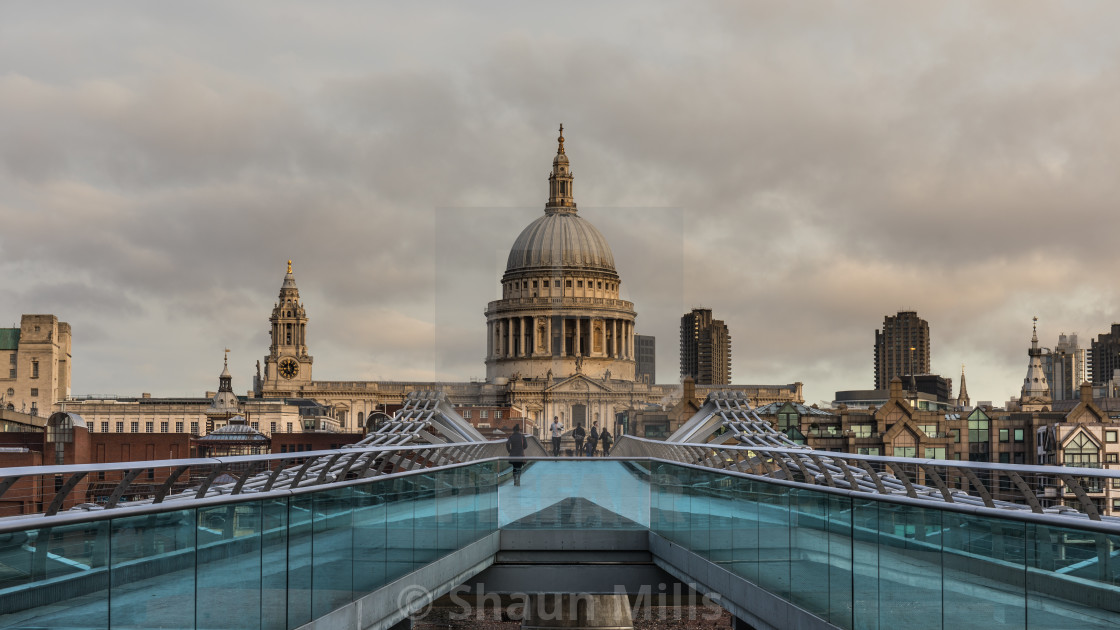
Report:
573,423,586,456
600,428,612,456
588,422,599,456
506,424,528,486
550,417,563,456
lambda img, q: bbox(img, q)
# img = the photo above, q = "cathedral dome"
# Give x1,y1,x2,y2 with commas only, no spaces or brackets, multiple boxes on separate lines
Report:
506,211,616,273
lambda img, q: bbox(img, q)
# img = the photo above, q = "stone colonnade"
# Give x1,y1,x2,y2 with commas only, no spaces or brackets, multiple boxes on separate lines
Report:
487,316,634,361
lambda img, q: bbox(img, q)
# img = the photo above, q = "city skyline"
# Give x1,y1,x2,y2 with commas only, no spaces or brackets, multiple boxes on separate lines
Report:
4,2,1120,406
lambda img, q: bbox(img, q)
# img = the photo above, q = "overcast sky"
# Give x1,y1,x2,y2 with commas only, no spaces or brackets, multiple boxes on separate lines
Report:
3,1,1119,406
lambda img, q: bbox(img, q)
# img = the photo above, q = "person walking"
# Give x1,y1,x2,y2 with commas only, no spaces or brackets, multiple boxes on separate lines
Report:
505,424,528,486
588,422,599,457
600,427,612,456
550,417,563,457
573,423,586,457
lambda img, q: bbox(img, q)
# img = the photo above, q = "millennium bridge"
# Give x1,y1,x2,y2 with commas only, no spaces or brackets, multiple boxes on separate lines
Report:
0,391,1117,629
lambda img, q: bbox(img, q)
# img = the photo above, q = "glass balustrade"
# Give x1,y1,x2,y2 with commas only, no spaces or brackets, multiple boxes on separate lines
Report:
0,458,1118,630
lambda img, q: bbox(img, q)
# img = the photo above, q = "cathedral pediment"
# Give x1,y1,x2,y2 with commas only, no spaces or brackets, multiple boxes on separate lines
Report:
545,373,614,394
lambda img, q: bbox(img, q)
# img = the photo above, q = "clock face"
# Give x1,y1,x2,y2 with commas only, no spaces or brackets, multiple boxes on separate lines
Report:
278,358,299,379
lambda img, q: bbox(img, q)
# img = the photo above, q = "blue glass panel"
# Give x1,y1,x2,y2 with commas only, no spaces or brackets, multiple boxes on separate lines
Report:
873,502,941,630
352,482,386,596
435,468,459,555
851,498,879,630
110,508,196,629
755,478,790,600
729,477,760,585
312,486,354,618
825,493,853,628
411,473,439,567
941,511,1024,630
1026,523,1120,629
286,493,314,628
789,487,831,619
196,502,263,630
0,522,110,629
384,476,415,581
687,468,711,556
260,497,289,630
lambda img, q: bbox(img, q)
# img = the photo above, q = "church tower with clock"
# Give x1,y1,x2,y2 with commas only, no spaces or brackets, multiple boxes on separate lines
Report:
261,260,313,394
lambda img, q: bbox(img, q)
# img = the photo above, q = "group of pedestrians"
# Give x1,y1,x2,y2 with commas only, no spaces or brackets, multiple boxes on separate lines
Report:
551,416,612,456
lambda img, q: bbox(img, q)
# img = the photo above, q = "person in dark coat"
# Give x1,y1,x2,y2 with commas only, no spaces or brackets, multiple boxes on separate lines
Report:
588,423,599,457
572,423,586,457
600,428,612,456
505,424,528,486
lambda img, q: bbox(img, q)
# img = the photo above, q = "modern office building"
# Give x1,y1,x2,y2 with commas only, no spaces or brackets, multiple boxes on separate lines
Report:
635,335,655,384
1090,324,1120,386
873,311,930,389
1044,332,1087,401
679,308,731,385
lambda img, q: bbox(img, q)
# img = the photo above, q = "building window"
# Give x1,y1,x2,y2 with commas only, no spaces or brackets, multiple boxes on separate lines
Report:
950,429,960,443
1108,431,1118,443
1112,479,1120,490
287,422,293,433
495,411,502,419
270,422,277,433
101,422,109,433
1113,499,1120,511
852,424,872,438
1064,432,1099,468
597,281,602,289
31,361,38,379
999,452,1010,464
1107,453,1120,464
463,410,471,419
543,281,549,288
577,280,583,288
160,422,168,433
566,280,572,288
191,422,199,434
919,424,938,438
857,447,880,455
925,447,946,460
130,422,139,433
999,429,1009,443
481,410,489,419
532,281,537,288
252,422,259,430
30,388,37,397
8,354,13,365
1014,429,1025,443
176,421,184,433
8,369,14,379
145,421,153,433
116,422,124,433
5,388,11,396
968,418,990,444
896,447,917,458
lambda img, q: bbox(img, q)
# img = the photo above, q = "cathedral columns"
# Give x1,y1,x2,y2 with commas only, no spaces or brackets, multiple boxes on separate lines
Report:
560,318,567,357
575,317,581,356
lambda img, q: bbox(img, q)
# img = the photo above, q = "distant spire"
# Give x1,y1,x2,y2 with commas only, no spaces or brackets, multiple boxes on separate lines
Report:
1032,316,1039,347
281,259,299,294
956,363,970,407
557,123,565,155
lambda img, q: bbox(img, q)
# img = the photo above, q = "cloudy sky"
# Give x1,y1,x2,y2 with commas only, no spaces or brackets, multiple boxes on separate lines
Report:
3,1,1119,406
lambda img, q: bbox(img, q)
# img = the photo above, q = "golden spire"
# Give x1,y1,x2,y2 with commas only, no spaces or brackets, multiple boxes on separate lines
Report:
557,123,565,155
287,259,292,274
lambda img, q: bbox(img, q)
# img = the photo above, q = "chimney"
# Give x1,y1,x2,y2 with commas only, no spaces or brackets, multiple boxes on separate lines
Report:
1081,381,1092,404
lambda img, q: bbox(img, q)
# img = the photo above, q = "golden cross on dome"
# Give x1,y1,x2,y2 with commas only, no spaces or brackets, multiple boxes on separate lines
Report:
287,259,292,274
557,124,565,154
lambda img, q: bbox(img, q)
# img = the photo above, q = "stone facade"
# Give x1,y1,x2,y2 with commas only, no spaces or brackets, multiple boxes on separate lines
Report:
0,314,71,418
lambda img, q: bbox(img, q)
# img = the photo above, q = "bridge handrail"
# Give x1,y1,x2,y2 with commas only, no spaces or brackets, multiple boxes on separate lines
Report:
613,435,1120,522
0,440,509,522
